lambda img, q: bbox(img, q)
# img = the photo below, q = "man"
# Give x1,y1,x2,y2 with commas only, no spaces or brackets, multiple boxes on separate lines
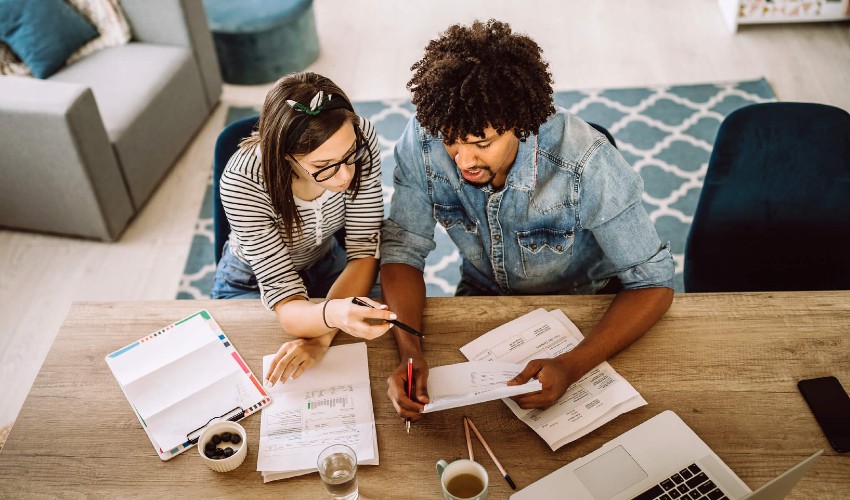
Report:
380,20,675,422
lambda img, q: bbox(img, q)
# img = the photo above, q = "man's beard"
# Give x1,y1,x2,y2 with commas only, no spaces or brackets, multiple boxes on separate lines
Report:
459,166,494,187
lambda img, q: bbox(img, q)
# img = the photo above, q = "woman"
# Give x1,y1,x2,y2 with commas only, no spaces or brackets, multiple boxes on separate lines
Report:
211,72,393,387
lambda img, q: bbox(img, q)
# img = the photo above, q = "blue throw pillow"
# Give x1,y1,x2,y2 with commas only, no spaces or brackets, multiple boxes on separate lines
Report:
0,0,99,79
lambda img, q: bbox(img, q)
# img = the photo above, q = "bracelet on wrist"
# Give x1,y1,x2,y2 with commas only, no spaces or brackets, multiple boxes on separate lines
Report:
322,300,332,329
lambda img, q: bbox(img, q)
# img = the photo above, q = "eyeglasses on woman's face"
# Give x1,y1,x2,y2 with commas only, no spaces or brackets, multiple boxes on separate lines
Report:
292,134,368,182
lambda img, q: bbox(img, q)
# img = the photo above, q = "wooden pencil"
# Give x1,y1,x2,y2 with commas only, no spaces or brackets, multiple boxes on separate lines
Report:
465,416,516,490
463,416,474,461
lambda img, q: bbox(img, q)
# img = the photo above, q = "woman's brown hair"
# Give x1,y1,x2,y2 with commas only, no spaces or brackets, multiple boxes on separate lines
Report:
241,72,366,243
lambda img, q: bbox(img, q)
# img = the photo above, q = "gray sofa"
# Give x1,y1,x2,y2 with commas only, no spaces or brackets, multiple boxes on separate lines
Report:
0,0,221,240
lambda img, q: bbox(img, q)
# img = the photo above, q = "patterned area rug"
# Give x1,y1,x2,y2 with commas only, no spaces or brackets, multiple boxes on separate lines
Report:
177,78,775,299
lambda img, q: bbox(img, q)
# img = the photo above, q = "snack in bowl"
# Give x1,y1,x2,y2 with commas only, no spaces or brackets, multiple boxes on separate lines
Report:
198,421,247,473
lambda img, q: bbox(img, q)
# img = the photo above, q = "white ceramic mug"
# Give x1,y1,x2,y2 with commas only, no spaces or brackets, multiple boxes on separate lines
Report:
436,459,489,500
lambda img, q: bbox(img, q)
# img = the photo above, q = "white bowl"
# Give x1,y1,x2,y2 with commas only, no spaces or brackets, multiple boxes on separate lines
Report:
198,421,247,473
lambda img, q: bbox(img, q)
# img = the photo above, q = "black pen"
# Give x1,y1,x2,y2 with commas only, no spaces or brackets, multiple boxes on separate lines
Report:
351,297,425,339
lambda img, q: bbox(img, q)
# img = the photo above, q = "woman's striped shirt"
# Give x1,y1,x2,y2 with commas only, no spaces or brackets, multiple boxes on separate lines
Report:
220,116,383,310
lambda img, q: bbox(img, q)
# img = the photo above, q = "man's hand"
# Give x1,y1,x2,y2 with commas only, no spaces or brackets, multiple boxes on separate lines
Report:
507,357,578,409
264,337,331,387
506,288,673,409
386,356,430,421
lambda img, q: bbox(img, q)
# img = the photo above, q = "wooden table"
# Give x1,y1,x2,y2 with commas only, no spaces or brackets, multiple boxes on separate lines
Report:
1,292,848,498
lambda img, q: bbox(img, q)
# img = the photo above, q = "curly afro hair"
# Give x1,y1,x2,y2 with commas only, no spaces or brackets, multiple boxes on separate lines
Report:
408,19,555,145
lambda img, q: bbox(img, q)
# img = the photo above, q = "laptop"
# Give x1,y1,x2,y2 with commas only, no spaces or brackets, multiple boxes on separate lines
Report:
511,411,822,500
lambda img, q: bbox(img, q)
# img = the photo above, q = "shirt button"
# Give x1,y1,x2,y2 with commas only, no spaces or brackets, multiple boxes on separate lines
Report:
530,243,537,250
556,245,563,251
494,234,501,241
444,219,450,226
465,225,472,231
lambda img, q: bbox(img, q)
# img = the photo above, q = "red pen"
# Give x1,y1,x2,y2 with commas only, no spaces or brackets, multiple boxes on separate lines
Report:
406,357,413,434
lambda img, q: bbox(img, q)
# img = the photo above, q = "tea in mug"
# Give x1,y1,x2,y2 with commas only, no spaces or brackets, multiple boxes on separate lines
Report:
446,472,485,498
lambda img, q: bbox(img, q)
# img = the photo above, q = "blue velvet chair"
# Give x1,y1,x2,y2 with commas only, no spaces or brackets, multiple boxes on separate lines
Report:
684,102,850,292
213,115,259,264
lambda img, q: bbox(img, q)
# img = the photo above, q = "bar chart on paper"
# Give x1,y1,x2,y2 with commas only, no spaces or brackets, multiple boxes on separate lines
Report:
307,387,354,410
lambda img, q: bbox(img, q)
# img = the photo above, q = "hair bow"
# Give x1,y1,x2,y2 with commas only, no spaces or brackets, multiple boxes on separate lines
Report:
286,91,332,116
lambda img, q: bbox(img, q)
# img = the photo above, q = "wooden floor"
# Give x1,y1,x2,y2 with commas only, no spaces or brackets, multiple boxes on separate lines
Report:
1,0,849,432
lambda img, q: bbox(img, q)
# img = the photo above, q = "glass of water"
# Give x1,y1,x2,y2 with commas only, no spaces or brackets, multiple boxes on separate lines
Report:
317,444,358,500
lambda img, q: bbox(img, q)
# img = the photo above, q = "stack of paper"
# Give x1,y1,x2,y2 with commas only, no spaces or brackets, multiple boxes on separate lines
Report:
460,308,646,451
258,342,378,482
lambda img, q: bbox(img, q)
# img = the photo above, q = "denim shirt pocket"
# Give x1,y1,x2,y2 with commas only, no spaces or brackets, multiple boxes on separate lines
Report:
517,228,574,278
433,204,484,262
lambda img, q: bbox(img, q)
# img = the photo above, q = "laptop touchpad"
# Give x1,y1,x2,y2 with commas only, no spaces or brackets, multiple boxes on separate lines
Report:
574,445,648,499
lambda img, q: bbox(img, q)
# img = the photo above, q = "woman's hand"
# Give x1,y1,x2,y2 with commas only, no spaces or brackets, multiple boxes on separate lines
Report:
324,297,396,340
264,336,331,387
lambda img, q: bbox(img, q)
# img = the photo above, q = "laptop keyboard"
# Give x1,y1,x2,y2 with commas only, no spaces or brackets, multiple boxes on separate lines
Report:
632,463,730,500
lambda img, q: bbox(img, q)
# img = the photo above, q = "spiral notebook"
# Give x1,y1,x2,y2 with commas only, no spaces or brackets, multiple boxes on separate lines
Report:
105,310,270,460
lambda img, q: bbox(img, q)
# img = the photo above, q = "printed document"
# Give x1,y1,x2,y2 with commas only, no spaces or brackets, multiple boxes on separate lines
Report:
258,342,378,482
423,361,542,413
460,308,646,451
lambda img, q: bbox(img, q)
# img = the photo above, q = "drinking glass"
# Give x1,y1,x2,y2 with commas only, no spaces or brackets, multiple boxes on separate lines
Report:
317,444,358,500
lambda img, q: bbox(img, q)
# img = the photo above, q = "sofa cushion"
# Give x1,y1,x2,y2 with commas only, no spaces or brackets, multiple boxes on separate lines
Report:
51,43,192,137
1,0,132,77
66,0,132,65
0,0,98,78
51,42,209,208
0,42,29,76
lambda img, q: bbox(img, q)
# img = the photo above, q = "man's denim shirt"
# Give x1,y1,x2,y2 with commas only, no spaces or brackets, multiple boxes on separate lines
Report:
381,108,675,295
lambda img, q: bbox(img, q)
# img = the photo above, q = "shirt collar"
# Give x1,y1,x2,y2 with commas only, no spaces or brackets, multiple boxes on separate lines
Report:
502,134,538,192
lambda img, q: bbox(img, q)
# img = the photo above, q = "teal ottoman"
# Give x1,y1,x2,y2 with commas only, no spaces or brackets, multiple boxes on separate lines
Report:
203,0,319,85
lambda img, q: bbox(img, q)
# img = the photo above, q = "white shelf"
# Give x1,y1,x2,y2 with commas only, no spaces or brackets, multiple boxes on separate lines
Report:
719,0,850,32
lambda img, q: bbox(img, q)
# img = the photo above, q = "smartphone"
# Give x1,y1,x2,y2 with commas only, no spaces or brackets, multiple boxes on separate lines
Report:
798,376,850,453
